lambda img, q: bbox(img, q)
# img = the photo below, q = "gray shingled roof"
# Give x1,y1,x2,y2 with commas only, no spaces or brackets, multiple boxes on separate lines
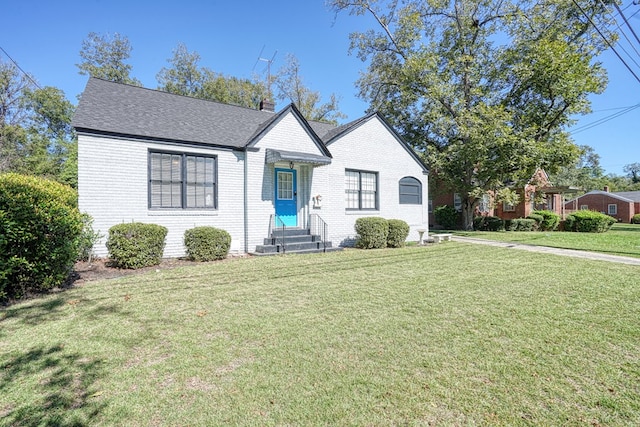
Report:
72,77,339,149
613,191,640,202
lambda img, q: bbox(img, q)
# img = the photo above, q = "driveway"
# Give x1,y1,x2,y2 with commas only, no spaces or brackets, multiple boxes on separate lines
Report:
451,236,640,266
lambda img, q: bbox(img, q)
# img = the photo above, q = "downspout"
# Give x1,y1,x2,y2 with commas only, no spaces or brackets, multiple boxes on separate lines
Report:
243,148,249,253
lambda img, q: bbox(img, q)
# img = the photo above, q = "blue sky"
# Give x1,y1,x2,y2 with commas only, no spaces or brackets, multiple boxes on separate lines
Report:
3,0,639,176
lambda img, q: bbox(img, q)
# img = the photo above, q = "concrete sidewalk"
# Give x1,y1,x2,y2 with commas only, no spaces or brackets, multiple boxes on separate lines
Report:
451,235,640,266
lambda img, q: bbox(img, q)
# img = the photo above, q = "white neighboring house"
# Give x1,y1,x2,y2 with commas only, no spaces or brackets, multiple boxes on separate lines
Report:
72,77,429,257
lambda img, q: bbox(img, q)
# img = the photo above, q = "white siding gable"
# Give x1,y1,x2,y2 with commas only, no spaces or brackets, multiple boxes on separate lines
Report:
311,116,428,246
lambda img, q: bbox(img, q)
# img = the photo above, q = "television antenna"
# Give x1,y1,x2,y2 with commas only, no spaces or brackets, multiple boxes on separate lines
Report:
253,45,277,98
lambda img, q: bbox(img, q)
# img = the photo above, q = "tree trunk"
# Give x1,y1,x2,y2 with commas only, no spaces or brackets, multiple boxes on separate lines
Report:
461,198,475,231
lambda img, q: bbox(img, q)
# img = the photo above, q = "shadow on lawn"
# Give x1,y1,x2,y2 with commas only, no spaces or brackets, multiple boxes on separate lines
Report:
0,344,105,427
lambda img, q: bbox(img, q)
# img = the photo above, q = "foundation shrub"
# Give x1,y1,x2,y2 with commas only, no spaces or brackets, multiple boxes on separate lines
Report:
184,226,231,261
387,219,410,248
355,217,388,249
106,223,167,269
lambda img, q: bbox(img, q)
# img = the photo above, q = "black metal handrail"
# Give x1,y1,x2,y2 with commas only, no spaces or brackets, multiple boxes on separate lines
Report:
269,214,287,254
309,214,328,253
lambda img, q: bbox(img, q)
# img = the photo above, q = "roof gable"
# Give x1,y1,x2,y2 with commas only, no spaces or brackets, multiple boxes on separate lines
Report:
72,77,288,149
246,104,332,158
325,112,428,173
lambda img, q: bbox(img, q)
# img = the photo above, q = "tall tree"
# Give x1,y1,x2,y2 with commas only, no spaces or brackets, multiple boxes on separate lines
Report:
156,43,268,109
156,43,204,96
623,162,640,184
21,86,77,185
77,32,141,85
551,145,606,192
330,0,613,229
0,58,76,185
274,54,346,124
1,59,33,172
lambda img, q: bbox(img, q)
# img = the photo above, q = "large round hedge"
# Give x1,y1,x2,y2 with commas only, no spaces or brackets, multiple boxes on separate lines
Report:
0,173,83,301
565,210,616,232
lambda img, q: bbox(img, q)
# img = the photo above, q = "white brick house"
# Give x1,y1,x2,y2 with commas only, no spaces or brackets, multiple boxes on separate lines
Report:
73,78,429,257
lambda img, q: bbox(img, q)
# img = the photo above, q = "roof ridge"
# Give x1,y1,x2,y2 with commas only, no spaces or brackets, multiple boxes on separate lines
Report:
87,76,270,114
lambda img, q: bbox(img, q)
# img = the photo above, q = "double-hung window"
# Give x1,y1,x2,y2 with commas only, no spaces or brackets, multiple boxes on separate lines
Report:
608,204,617,215
149,151,217,209
345,169,378,210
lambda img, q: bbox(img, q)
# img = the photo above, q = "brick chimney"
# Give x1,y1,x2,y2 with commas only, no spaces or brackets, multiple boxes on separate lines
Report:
603,186,610,192
259,98,275,113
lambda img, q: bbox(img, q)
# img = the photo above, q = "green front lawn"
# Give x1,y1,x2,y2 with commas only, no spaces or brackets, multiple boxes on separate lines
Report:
2,245,640,426
456,223,640,258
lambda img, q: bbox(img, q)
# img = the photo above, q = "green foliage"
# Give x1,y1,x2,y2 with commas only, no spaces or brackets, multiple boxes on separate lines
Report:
354,217,388,249
331,0,612,229
1,59,77,186
526,213,544,230
473,216,505,232
106,223,167,269
274,54,346,124
157,43,268,109
77,32,141,85
0,173,82,301
184,226,231,261
532,210,560,231
434,205,459,230
632,214,640,225
386,219,410,248
506,218,537,232
76,213,103,262
565,210,616,233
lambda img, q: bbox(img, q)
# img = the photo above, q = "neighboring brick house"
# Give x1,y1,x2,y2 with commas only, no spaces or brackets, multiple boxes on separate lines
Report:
429,169,566,227
564,188,637,223
72,77,429,256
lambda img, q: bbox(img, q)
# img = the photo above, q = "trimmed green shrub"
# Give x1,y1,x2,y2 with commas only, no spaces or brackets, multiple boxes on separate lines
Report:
532,210,560,231
565,210,616,233
0,173,83,301
355,217,388,249
77,213,103,262
473,216,505,231
387,219,410,248
434,205,459,230
632,214,640,224
106,222,167,269
507,218,537,231
526,213,543,231
184,226,231,261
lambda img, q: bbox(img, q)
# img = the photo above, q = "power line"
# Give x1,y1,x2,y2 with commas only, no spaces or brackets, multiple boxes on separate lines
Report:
0,45,41,89
570,102,640,134
614,1,640,47
573,0,640,85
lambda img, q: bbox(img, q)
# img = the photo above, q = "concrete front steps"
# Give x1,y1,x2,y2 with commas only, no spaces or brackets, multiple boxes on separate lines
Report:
252,228,342,256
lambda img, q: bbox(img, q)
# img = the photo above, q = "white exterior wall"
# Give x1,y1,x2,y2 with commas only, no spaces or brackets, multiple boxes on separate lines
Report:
245,112,329,251
78,112,428,257
310,117,429,246
78,134,246,257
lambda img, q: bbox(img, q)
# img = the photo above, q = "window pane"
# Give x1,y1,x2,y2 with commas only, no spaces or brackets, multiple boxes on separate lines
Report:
346,170,377,210
150,152,216,209
277,172,293,200
399,177,421,204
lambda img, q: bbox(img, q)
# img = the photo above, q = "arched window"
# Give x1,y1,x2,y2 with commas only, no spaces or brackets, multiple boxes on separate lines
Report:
399,176,422,204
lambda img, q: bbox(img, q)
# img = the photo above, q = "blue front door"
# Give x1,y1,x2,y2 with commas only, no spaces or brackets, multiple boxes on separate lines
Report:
275,168,297,226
